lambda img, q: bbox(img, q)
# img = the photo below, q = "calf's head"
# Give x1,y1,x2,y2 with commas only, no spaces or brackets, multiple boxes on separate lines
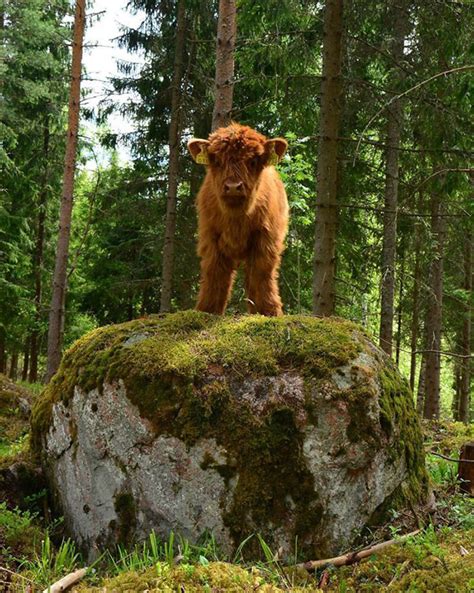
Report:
188,123,287,212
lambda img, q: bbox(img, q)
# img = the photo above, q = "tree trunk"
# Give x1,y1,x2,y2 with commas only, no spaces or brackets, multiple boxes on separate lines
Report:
211,0,237,131
409,193,423,391
379,1,409,355
22,339,30,382
416,354,426,415
159,0,186,313
312,0,344,317
30,120,50,382
0,330,5,374
451,359,461,420
395,252,405,366
9,351,18,381
46,0,85,381
459,231,472,423
458,443,474,496
423,192,446,420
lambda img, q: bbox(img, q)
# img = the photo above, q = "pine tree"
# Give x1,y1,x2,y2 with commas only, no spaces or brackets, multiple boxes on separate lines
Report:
379,0,410,356
458,232,472,423
423,190,446,420
312,0,344,316
159,0,187,313
46,0,86,380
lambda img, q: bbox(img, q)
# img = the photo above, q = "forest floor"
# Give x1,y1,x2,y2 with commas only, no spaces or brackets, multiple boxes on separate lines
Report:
0,374,472,592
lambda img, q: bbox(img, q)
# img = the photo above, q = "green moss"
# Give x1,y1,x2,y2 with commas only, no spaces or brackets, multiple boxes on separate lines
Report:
77,560,319,592
31,312,360,450
327,528,474,592
376,361,428,506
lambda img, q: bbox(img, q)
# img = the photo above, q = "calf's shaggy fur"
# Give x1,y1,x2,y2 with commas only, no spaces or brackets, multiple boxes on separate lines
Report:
188,123,288,316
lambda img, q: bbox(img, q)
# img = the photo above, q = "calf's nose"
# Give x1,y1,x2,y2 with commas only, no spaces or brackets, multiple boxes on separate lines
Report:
224,180,243,194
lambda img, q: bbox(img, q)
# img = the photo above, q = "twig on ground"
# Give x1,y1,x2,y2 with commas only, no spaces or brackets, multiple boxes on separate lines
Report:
298,530,420,572
0,566,36,584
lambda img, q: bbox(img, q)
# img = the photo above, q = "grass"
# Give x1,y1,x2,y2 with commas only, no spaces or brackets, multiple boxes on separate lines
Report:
2,488,472,592
17,534,81,590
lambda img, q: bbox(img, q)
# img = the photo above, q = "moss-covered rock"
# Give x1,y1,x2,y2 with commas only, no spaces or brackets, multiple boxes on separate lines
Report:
31,311,428,561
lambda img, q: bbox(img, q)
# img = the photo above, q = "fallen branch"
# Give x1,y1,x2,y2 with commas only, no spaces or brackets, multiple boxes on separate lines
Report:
428,450,474,464
299,530,420,571
42,568,88,593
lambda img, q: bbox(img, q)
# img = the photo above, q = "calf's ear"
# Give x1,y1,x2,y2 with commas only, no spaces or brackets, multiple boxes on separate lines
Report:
264,138,288,166
188,139,210,165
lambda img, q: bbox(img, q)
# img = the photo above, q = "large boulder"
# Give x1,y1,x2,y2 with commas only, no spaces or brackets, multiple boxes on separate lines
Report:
32,312,428,560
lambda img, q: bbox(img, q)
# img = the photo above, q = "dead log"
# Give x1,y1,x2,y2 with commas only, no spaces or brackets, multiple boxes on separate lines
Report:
459,442,474,496
299,530,420,571
42,568,87,593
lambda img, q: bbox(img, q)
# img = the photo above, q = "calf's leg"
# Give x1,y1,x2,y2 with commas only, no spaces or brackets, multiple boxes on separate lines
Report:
245,253,283,316
196,252,236,314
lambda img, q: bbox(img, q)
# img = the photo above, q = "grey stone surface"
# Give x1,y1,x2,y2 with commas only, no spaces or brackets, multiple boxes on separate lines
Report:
46,381,233,559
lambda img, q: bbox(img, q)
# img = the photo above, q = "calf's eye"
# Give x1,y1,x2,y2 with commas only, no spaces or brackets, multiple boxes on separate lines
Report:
249,157,260,169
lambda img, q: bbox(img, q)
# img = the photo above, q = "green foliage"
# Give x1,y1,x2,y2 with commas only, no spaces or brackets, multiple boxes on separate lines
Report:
0,374,32,460
0,503,43,562
0,0,71,362
0,503,37,547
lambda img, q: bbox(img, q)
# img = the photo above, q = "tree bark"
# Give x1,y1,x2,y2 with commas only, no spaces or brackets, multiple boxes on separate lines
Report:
30,119,50,382
211,0,237,131
46,0,86,381
416,354,426,415
312,0,344,316
409,193,423,391
459,232,472,423
458,443,474,496
159,0,186,313
452,358,461,420
379,1,409,355
0,330,6,374
8,351,18,381
423,192,446,420
21,339,30,382
395,251,405,366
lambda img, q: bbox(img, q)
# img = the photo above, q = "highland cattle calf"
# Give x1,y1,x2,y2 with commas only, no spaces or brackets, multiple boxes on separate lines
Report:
188,123,288,316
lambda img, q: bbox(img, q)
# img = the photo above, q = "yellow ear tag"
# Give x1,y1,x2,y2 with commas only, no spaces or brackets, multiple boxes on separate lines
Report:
268,144,280,166
196,146,209,165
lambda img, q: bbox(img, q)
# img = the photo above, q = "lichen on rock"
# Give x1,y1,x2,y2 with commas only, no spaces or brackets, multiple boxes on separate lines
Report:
31,311,428,560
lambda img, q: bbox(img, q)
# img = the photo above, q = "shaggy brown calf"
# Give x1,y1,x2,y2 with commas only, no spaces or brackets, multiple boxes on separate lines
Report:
188,123,288,316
